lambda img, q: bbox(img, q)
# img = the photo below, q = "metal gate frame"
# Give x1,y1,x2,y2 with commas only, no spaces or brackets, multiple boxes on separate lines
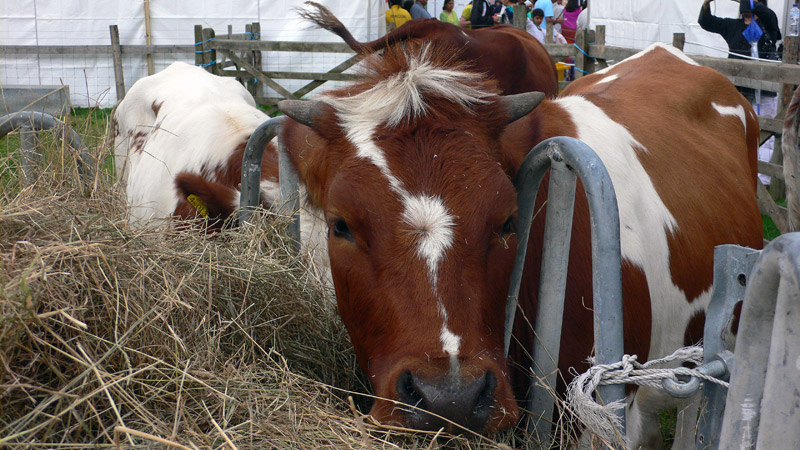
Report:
0,111,94,182
503,136,626,441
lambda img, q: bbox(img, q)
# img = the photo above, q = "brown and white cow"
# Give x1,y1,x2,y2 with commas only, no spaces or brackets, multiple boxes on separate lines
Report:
113,61,279,229
276,42,763,447
298,1,559,98
112,61,331,282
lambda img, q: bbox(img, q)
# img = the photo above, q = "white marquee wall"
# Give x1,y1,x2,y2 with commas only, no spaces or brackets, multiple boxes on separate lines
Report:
0,0,385,108
591,0,790,59
0,0,793,109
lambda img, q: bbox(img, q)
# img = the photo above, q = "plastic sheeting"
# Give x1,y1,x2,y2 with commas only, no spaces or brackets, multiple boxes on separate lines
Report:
0,0,385,108
591,0,787,60
0,1,791,109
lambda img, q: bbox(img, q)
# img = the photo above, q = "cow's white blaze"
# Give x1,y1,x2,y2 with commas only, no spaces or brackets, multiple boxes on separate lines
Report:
402,194,456,287
325,47,484,359
437,301,462,358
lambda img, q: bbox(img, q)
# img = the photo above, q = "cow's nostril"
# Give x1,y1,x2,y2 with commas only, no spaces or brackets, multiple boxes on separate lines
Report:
396,370,424,410
476,371,497,412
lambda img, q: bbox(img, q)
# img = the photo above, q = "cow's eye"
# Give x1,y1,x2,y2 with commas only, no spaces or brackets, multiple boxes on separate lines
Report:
332,219,354,241
501,216,516,235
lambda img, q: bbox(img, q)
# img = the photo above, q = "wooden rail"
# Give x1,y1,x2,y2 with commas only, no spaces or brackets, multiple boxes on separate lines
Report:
2,22,796,231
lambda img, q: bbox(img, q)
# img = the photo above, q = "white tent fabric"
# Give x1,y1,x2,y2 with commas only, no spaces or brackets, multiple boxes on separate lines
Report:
591,0,788,59
0,0,385,108
0,0,792,108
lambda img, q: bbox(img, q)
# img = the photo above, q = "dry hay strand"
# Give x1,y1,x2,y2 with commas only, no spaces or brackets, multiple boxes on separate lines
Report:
0,121,532,449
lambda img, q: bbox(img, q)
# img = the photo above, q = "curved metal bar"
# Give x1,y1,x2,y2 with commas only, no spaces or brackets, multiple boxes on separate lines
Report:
238,116,285,225
661,353,732,399
0,111,94,180
505,136,625,437
718,232,800,450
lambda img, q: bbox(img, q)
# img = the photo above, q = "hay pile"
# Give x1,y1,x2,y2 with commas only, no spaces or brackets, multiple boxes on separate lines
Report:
0,121,521,449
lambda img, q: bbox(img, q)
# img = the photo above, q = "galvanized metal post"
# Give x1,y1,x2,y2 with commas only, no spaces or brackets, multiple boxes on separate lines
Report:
694,245,759,450
19,125,38,185
527,151,576,439
239,116,284,222
718,233,800,449
0,112,93,182
504,137,625,443
239,116,301,250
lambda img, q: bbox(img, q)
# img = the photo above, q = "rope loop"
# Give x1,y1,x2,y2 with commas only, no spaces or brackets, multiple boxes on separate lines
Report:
565,345,727,445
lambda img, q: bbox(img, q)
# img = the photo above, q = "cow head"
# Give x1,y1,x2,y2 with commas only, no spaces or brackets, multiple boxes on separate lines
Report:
278,45,544,433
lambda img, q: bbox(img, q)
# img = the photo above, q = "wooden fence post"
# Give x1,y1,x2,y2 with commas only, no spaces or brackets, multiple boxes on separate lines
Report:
201,27,217,74
512,4,527,30
783,36,800,229
574,29,587,79
109,25,126,101
770,36,799,200
595,25,605,46
546,21,553,44
251,22,263,99
194,25,204,67
672,33,685,51
144,0,154,75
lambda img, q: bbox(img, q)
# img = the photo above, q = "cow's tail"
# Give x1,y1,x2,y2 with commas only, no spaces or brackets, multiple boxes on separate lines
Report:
297,2,370,54
782,85,800,231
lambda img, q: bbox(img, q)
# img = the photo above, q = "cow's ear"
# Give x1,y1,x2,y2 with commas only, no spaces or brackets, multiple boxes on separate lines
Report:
174,172,239,226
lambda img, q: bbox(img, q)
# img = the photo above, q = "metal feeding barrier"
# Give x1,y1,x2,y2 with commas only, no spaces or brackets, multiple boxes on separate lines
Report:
239,115,302,250
0,111,94,183
503,136,626,443
239,119,799,447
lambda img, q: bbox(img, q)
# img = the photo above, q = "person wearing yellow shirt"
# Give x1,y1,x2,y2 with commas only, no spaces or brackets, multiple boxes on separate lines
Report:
386,0,412,31
459,1,473,28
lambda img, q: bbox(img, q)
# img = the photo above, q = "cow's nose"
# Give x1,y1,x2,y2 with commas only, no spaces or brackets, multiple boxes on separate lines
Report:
396,370,497,432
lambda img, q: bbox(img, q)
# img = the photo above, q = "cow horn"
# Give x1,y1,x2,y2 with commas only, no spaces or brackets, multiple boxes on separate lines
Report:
500,91,546,124
278,99,326,128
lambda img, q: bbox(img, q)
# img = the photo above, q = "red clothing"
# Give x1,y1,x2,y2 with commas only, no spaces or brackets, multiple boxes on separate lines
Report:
562,7,581,43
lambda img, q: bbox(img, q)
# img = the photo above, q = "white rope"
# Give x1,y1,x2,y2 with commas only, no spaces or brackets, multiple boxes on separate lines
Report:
683,40,782,63
565,345,729,446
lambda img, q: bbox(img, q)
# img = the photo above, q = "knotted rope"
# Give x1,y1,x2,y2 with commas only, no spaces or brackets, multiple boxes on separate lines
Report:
565,345,729,445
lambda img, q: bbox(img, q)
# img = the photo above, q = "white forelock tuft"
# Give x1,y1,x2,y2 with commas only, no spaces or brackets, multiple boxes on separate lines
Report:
324,45,493,128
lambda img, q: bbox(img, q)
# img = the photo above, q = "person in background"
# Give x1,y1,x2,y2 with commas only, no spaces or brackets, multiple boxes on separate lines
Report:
699,0,780,62
552,0,565,34
440,0,459,24
500,0,518,23
699,0,782,185
527,8,546,43
471,0,500,28
561,0,581,42
386,0,412,31
409,0,432,19
533,0,562,29
460,1,473,27
524,0,533,17
493,0,504,15
754,0,781,60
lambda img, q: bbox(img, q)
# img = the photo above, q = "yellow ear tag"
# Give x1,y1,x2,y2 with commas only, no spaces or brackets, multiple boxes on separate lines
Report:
187,194,210,218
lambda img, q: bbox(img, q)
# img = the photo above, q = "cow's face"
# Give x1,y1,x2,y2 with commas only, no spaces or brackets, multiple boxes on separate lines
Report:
279,78,543,432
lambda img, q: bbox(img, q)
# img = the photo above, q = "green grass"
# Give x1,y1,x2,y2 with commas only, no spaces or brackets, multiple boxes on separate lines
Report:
0,108,114,187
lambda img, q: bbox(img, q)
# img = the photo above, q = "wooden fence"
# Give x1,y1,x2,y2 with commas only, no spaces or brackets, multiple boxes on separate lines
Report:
1,22,797,231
